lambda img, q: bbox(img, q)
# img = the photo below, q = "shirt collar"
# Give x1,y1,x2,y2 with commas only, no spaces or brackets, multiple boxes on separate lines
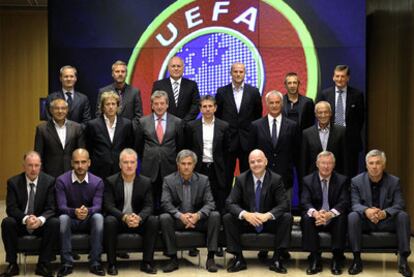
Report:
71,170,89,184
62,89,74,94
232,82,244,91
53,119,67,128
25,175,39,186
180,174,194,185
319,174,331,184
335,86,347,93
202,116,215,125
153,112,167,121
253,173,265,184
104,114,117,126
267,113,282,124
318,123,330,131
170,77,182,85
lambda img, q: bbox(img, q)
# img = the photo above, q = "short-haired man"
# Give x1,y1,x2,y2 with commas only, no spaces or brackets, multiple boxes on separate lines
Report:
96,60,143,124
160,150,220,273
1,151,58,277
282,72,315,131
301,151,349,275
35,98,85,177
347,150,412,277
152,56,200,121
46,65,91,124
55,149,105,277
223,149,292,273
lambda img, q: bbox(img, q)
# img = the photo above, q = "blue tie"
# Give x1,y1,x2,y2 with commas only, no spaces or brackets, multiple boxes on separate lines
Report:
321,179,329,211
255,180,263,233
65,92,73,107
335,90,345,126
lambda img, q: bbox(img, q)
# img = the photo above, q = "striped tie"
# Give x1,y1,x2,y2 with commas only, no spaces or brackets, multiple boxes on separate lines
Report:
335,90,345,126
173,81,179,105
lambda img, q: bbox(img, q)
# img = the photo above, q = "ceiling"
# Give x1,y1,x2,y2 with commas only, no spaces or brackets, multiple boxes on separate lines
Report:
0,0,47,7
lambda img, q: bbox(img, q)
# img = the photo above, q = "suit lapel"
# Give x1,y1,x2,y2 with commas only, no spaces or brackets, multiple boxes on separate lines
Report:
260,117,272,145
65,121,74,148
275,117,288,150
175,174,184,202
120,85,127,114
363,173,373,207
112,117,123,146
225,85,238,114
260,171,271,211
19,175,28,209
379,174,388,209
311,126,323,151
190,174,199,205
246,173,256,211
196,120,204,151
46,121,63,149
163,114,174,145
117,174,125,206
33,174,45,212
97,117,112,145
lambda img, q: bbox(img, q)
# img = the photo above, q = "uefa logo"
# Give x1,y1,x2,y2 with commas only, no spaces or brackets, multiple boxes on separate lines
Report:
127,0,318,114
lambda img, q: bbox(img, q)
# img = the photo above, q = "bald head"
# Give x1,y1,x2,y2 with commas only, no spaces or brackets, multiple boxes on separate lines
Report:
248,149,268,177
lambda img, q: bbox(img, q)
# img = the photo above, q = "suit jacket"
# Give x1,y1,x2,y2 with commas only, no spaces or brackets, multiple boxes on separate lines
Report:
249,116,299,189
34,120,85,177
316,86,364,151
185,117,230,189
152,78,200,121
46,90,91,124
351,172,405,217
215,83,262,152
283,94,315,130
6,172,56,223
161,172,215,219
136,113,184,182
301,124,346,177
96,83,143,123
226,169,289,219
84,116,133,179
103,172,153,222
301,171,349,214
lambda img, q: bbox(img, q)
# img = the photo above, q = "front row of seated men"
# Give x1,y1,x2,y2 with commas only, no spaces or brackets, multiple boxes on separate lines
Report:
1,148,412,277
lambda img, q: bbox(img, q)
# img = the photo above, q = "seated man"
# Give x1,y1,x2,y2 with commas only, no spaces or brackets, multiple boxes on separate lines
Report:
348,149,412,277
223,149,292,273
55,148,105,277
301,151,349,275
160,149,220,273
104,148,159,275
1,151,58,277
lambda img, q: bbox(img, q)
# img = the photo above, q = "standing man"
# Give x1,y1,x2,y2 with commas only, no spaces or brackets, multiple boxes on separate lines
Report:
35,98,85,178
185,95,230,213
46,65,91,124
282,72,315,131
152,56,200,122
347,150,412,277
96,60,143,124
85,91,133,179
301,151,349,275
316,65,364,177
223,149,292,273
301,101,346,177
160,150,220,273
55,148,105,277
104,148,159,275
215,62,263,174
1,151,58,277
136,90,184,213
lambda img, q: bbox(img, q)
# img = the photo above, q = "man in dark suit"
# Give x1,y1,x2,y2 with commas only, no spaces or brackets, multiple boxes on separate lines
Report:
136,90,184,213
35,98,85,177
46,65,91,124
249,90,299,201
151,56,200,122
223,149,292,273
185,95,230,213
316,65,364,177
160,149,220,273
301,101,346,178
282,72,315,131
215,62,263,174
301,151,349,275
103,148,159,275
1,151,59,277
96,60,143,124
347,150,412,277
85,91,134,179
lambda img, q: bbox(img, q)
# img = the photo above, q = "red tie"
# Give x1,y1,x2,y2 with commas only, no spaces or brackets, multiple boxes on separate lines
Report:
156,117,164,144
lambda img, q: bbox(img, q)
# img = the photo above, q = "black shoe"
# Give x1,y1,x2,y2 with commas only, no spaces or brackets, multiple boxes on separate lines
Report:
117,252,130,259
269,258,287,274
399,257,413,277
216,247,224,257
35,263,53,277
72,254,81,261
258,250,268,262
188,248,199,257
89,264,105,276
280,250,291,261
56,265,73,277
0,263,19,277
306,257,322,275
107,264,118,276
348,259,363,275
206,258,218,273
331,258,342,275
227,257,247,273
163,258,179,273
140,262,157,274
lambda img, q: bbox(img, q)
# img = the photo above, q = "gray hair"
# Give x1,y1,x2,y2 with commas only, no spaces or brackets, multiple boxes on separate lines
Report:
50,98,68,109
316,151,336,164
151,90,169,105
265,90,284,107
60,65,77,76
119,148,138,161
365,149,386,164
176,149,198,164
315,101,332,113
112,60,127,71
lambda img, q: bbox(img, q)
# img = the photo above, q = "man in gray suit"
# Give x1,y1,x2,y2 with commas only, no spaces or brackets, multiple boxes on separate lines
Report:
348,149,412,277
96,60,143,124
160,149,220,273
136,90,184,213
35,98,85,177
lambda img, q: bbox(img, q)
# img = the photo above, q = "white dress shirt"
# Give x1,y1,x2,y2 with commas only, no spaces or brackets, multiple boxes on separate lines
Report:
202,117,215,163
53,119,67,149
232,82,244,113
104,114,117,143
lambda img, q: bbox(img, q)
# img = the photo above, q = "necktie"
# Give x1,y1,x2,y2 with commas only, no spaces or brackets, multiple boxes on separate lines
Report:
173,81,179,105
272,118,278,148
116,89,123,107
321,179,329,211
27,183,35,215
335,90,345,126
255,180,263,233
182,180,192,213
65,92,73,107
156,117,164,144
